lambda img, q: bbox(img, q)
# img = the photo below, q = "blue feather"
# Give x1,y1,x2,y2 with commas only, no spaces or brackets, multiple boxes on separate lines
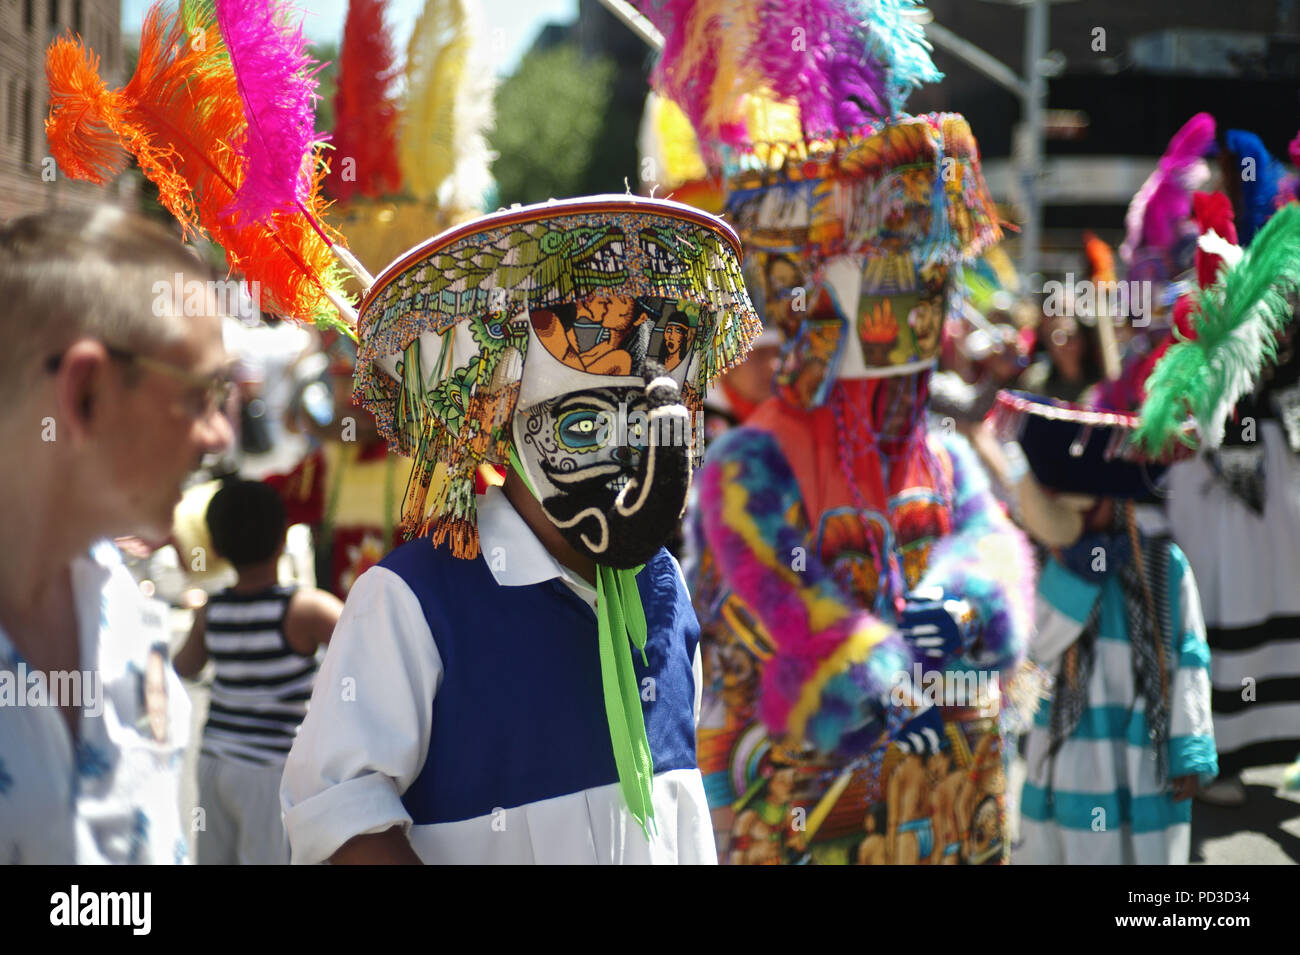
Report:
1226,129,1284,244
858,0,943,117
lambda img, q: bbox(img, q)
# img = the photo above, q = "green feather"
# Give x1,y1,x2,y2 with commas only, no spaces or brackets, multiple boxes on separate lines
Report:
1136,203,1300,453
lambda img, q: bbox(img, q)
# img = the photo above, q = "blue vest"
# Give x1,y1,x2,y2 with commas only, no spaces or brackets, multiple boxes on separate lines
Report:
380,538,701,825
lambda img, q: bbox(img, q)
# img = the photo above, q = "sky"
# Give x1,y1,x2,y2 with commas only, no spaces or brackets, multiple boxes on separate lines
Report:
122,0,580,76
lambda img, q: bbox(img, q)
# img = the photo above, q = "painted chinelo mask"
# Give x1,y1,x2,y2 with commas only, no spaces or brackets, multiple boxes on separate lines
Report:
725,114,1001,407
352,195,760,560
511,295,706,568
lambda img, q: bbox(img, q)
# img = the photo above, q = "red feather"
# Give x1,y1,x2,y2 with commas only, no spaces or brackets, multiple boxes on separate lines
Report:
1192,191,1237,289
326,0,403,201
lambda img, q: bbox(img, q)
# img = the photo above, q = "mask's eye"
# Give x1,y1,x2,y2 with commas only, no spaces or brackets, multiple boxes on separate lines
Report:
557,409,607,450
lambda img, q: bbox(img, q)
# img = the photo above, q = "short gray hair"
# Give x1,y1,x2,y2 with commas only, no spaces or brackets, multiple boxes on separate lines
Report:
0,205,216,402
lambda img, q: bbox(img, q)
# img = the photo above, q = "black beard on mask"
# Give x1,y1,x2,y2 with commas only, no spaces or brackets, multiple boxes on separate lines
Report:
524,367,692,569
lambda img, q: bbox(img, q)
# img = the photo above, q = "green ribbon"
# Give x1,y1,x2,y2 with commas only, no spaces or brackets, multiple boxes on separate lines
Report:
506,447,656,838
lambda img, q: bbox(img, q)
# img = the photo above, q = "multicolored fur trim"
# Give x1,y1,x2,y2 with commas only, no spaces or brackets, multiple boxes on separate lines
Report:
697,426,1034,756
916,432,1035,675
697,426,914,756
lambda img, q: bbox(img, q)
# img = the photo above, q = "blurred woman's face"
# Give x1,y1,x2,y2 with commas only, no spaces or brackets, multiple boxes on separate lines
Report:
1045,316,1084,366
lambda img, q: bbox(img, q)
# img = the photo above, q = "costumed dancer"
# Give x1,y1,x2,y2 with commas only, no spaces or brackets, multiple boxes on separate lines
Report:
639,89,785,688
993,390,1216,865
265,334,409,598
280,195,761,863
638,0,1035,864
1159,129,1300,800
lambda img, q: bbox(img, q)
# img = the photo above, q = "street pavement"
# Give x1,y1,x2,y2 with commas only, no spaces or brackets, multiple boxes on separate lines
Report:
1190,765,1300,864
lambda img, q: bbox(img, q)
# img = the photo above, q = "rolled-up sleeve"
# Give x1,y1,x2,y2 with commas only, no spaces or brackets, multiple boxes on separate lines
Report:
280,566,442,864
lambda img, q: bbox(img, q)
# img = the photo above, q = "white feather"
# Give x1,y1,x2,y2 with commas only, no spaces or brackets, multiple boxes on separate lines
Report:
1197,229,1243,269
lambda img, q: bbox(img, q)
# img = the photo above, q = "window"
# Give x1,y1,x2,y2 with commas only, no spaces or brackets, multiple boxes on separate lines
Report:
74,0,83,37
50,0,60,32
21,85,33,169
25,0,35,32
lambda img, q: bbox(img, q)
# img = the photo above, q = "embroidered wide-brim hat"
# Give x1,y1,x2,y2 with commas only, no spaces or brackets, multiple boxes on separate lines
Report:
727,112,1001,267
993,390,1193,502
352,194,761,556
723,113,1002,383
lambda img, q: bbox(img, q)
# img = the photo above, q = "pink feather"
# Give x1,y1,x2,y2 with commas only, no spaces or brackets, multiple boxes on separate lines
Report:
642,0,889,150
215,0,323,224
1121,112,1215,263
751,0,886,139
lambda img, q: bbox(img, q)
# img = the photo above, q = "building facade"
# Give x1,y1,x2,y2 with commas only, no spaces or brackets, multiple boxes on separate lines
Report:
0,0,129,222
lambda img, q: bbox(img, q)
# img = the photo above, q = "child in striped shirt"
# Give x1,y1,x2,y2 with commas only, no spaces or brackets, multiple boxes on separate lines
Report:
175,480,342,864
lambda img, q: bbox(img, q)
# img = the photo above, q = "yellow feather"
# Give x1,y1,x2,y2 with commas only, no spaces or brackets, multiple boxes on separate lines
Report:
649,94,708,186
699,0,758,132
399,0,494,206
742,94,806,168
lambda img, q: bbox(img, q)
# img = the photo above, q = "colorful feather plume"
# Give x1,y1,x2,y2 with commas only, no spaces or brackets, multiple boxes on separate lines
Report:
326,0,403,202
1275,130,1300,209
647,0,757,147
1084,231,1115,284
639,0,930,156
750,0,886,140
638,92,708,187
1120,112,1215,265
45,3,354,333
213,0,323,223
1136,203,1300,453
863,0,942,117
400,0,496,210
1225,129,1284,245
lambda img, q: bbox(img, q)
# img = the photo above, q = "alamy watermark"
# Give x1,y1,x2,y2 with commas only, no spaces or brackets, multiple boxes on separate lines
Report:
152,274,262,323
50,885,151,935
889,664,998,708
0,665,103,717
592,402,705,452
1042,274,1153,327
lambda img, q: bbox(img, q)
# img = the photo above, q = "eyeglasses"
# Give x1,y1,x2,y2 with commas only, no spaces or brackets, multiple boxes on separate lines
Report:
45,345,236,418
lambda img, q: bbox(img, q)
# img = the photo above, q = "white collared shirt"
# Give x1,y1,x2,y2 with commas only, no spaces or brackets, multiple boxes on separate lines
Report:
281,487,715,864
0,542,192,864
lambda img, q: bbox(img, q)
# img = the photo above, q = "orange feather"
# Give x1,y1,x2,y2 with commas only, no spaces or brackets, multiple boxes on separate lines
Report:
45,4,353,333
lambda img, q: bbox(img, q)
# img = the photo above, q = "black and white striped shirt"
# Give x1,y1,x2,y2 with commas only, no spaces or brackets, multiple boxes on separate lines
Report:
202,585,318,766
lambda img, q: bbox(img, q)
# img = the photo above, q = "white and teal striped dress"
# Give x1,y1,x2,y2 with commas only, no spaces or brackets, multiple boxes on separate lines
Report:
1017,544,1218,865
